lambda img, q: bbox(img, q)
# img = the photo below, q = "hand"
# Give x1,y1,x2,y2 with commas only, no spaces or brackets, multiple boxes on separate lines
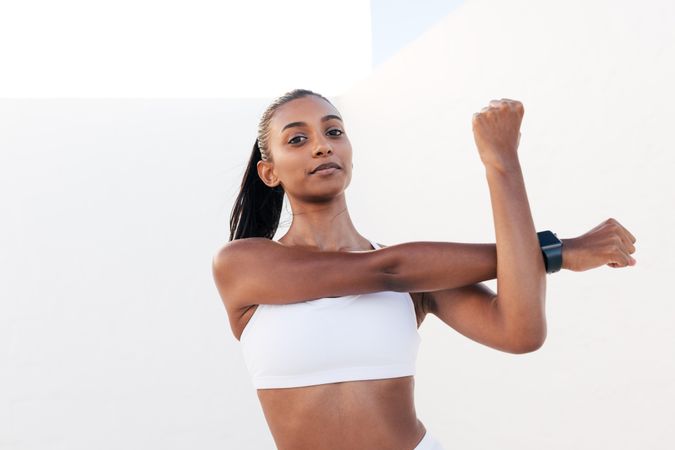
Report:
561,218,637,272
472,98,524,172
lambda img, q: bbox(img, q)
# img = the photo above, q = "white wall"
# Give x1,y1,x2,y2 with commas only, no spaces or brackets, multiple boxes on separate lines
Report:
0,1,373,97
1,0,673,449
335,0,675,448
0,99,280,449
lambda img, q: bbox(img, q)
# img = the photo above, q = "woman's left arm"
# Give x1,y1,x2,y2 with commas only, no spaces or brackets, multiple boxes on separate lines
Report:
418,219,637,354
413,97,638,354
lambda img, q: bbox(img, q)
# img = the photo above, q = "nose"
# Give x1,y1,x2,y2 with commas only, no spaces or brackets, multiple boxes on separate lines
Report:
312,137,333,157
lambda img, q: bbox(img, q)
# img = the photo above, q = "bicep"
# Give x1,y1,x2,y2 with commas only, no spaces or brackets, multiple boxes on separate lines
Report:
212,238,391,313
425,282,527,353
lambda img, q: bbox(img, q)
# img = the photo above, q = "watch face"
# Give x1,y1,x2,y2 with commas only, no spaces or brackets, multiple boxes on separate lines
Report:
538,230,561,248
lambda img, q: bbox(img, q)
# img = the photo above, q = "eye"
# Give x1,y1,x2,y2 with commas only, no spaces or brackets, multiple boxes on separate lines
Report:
288,135,306,145
288,129,343,145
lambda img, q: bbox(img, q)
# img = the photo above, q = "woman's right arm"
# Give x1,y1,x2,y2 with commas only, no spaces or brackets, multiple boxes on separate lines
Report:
211,237,515,313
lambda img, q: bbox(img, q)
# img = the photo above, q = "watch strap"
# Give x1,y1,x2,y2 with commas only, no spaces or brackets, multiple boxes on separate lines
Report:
537,230,563,274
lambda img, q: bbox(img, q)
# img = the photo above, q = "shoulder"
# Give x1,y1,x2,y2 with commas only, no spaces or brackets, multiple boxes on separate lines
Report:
215,237,273,253
211,238,276,310
212,237,275,266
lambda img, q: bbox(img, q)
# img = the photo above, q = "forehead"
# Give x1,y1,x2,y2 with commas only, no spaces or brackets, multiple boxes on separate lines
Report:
270,96,339,133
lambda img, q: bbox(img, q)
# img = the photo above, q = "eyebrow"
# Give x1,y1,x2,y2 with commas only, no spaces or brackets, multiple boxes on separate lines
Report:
281,114,343,132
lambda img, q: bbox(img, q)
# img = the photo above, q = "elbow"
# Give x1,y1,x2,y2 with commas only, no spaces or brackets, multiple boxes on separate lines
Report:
371,246,404,292
498,298,547,354
510,333,547,354
381,270,404,293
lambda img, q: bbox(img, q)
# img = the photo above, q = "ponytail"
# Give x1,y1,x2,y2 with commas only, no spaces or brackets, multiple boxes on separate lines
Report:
228,138,284,241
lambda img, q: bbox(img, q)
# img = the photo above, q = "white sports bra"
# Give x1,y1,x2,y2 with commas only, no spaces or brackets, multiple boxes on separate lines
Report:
239,239,421,389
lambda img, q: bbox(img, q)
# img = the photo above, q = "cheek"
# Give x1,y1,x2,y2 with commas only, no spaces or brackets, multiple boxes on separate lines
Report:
277,150,304,168
338,141,353,157
344,149,353,168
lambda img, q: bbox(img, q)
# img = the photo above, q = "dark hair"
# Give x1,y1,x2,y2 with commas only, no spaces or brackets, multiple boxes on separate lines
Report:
229,88,336,241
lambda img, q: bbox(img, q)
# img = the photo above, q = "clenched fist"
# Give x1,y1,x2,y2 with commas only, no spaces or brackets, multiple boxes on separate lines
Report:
562,218,638,271
472,98,524,172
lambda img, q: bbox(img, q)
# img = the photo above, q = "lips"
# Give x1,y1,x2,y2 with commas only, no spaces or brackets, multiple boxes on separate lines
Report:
311,162,341,174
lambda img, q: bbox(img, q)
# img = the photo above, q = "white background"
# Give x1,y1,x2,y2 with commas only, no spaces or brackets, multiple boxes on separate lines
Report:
0,0,372,97
2,0,674,449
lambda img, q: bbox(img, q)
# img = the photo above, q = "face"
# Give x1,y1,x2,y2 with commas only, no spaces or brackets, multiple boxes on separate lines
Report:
258,95,353,201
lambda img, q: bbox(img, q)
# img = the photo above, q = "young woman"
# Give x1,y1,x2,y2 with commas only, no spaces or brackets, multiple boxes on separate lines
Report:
212,89,637,450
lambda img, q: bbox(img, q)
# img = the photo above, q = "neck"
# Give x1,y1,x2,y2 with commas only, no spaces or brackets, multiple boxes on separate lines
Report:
278,193,370,252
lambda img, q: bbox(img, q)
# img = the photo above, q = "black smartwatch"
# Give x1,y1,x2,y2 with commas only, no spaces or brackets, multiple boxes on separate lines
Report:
537,230,563,274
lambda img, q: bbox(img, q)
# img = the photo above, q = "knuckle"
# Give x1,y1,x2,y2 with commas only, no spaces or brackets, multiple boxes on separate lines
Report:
610,223,620,232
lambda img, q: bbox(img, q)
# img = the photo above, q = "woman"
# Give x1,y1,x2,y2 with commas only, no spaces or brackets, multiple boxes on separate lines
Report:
212,89,637,450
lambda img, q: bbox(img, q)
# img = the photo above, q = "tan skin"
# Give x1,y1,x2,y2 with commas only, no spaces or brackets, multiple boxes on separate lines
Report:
213,96,638,450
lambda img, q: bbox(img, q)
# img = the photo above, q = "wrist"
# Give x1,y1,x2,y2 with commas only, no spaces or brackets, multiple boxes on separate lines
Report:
560,237,575,270
483,158,522,175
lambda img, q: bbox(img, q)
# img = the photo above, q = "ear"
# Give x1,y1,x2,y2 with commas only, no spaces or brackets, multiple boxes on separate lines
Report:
257,160,281,189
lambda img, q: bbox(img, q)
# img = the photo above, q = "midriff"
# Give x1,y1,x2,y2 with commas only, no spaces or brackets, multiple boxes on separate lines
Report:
256,375,427,450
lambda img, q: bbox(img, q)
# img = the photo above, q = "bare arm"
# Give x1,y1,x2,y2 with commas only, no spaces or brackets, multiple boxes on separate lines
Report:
402,239,574,285
211,237,547,316
417,160,548,354
472,99,546,347
485,162,546,348
396,99,547,349
212,238,392,313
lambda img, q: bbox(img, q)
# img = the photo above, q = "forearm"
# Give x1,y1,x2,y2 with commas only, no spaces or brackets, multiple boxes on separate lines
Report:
382,241,499,292
485,161,546,344
382,236,572,293
428,240,574,284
